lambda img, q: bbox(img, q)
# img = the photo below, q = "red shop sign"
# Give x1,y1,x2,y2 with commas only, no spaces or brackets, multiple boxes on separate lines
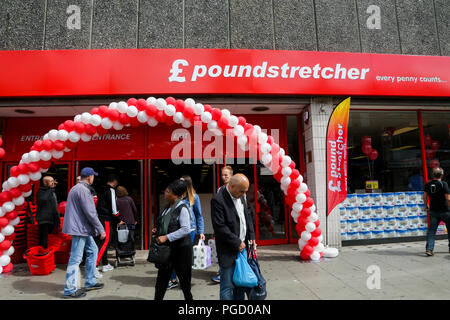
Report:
0,49,449,98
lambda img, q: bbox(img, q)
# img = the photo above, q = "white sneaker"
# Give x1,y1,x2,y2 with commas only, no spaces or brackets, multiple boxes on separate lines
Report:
102,264,114,272
94,267,103,279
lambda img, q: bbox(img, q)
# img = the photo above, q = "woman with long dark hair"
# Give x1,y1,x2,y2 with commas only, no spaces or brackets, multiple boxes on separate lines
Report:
152,179,193,300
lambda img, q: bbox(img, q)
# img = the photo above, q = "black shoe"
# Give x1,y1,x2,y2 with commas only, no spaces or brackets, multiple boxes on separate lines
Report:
63,290,86,299
85,283,104,291
426,250,434,256
167,280,178,290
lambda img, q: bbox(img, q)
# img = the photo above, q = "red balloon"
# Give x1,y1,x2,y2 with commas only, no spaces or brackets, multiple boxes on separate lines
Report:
302,245,314,256
64,120,75,132
361,136,372,145
203,104,213,113
52,140,65,151
118,113,131,125
90,107,99,115
0,240,11,251
175,100,186,113
290,169,300,180
287,188,298,199
298,216,309,226
290,179,301,189
2,263,13,273
28,163,40,172
218,117,229,129
0,218,9,228
304,190,311,198
0,148,5,159
243,123,253,134
42,140,53,151
145,104,157,117
84,124,97,136
430,159,440,169
0,137,2,146
155,110,167,123
5,234,15,241
98,105,109,118
426,149,435,160
267,136,274,145
136,99,147,111
311,227,322,237
300,207,311,218
130,117,141,127
33,140,44,152
5,210,18,220
369,149,379,161
9,188,22,199
106,109,119,122
39,160,52,169
9,166,20,177
289,161,296,169
183,107,194,119
57,201,67,215
300,251,311,260
303,197,314,208
164,117,175,126
273,170,283,182
211,108,222,121
308,237,319,247
193,115,202,128
431,140,440,151
127,98,137,106
271,143,280,155
314,220,320,228
19,184,32,193
362,143,372,155
424,134,432,147
295,222,305,235
165,97,176,106
64,140,77,150
96,126,107,135
18,163,29,174
238,116,246,126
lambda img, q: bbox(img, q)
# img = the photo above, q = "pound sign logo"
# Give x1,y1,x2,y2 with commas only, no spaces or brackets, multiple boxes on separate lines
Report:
169,59,189,83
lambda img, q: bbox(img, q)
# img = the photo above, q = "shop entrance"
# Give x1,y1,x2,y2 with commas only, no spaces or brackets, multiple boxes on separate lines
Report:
77,160,144,249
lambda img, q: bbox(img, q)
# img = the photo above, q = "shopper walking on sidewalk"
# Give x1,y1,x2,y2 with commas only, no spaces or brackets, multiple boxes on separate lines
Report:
95,174,119,272
36,176,60,248
62,167,106,298
424,167,450,256
211,174,256,300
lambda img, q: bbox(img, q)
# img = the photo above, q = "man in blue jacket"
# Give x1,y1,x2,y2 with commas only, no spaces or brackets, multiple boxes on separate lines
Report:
62,167,106,298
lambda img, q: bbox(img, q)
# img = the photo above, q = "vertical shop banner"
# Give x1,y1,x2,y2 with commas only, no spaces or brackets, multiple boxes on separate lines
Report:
326,98,351,216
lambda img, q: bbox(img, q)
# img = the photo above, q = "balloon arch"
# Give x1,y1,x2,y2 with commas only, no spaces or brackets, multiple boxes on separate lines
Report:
0,96,336,273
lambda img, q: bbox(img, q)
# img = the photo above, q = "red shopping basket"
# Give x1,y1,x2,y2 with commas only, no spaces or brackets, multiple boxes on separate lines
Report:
23,246,55,275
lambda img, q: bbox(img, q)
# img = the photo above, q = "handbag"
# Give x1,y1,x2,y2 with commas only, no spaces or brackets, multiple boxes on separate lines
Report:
232,250,258,288
147,236,171,265
192,240,212,270
247,244,267,300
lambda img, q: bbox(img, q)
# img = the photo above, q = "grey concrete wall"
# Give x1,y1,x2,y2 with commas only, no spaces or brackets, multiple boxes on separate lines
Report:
1,0,448,55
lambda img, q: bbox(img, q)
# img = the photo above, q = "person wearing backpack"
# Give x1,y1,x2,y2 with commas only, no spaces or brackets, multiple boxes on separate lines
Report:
424,167,450,256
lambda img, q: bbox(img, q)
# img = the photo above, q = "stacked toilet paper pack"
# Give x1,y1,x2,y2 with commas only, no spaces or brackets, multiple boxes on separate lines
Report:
192,240,212,270
208,239,219,265
340,191,429,241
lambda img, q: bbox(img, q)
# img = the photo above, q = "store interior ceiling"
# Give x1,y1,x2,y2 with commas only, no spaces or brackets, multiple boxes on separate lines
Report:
0,103,306,117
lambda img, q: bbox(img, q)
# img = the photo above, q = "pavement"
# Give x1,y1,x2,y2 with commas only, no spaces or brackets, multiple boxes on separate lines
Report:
1,239,450,300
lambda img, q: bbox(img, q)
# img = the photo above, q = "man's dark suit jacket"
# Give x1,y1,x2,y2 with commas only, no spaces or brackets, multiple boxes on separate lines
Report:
211,186,255,268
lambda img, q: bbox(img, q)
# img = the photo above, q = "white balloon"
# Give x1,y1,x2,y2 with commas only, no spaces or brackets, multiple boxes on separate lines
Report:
299,183,308,193
164,104,176,117
305,222,316,233
173,112,184,124
67,132,80,143
310,251,320,261
233,125,244,137
23,190,32,197
315,243,325,252
108,102,118,110
48,129,59,141
2,181,10,192
296,193,307,204
201,112,212,123
228,116,239,127
137,111,149,123
81,112,92,124
17,174,30,185
292,202,303,213
261,153,272,165
182,119,192,128
298,239,308,250
145,97,156,106
237,135,248,146
29,151,40,163
0,233,4,243
2,202,14,213
155,98,167,110
207,120,218,130
258,132,268,144
90,114,102,126
0,265,2,274
43,133,49,140
117,101,128,113
57,129,69,141
80,134,91,143
297,174,304,184
29,171,42,181
12,197,24,206
40,168,49,173
282,167,292,177
147,118,158,127
185,98,196,107
279,148,285,157
0,255,10,267
300,231,311,242
281,155,292,167
39,150,52,161
310,204,316,213
74,114,82,122
4,245,14,256
100,118,112,130
291,210,300,221
308,212,318,222
10,216,21,226
280,176,291,187
318,235,324,243
1,225,14,236
7,177,19,189
253,125,262,134
64,147,71,152
323,247,339,258
193,103,204,115
21,153,31,164
113,121,124,130
221,109,231,118
126,106,138,118
260,143,271,154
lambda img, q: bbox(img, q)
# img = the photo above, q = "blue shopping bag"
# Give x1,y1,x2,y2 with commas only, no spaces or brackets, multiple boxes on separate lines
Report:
232,250,258,288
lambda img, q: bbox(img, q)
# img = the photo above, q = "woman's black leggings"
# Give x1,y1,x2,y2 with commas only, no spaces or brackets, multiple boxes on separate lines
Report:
154,244,193,301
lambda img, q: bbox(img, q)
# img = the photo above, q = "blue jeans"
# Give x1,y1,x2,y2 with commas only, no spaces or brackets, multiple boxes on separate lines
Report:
171,231,196,281
64,235,98,295
426,213,450,252
219,263,246,300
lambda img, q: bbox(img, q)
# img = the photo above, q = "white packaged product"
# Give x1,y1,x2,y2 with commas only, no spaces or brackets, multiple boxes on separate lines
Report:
347,218,359,229
341,231,348,241
358,194,372,207
346,194,359,207
339,206,348,220
359,217,372,228
192,240,212,270
359,227,371,239
347,229,359,240
395,192,407,204
383,193,395,206
340,219,348,232
372,206,384,218
348,206,360,219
